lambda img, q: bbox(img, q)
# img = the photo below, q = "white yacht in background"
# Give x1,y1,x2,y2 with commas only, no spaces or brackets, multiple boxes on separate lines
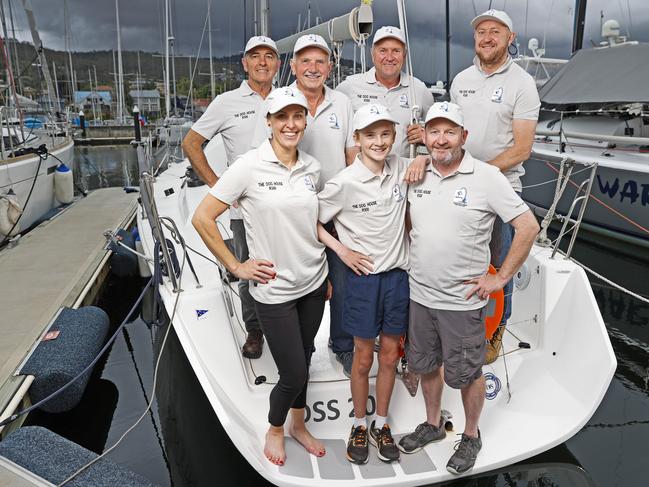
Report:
522,21,649,248
0,111,74,239
135,3,616,485
514,38,567,89
0,0,75,240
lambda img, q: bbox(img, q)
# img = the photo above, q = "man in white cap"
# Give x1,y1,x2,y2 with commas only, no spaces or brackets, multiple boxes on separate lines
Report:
399,102,539,474
182,35,281,360
337,26,435,157
450,10,540,361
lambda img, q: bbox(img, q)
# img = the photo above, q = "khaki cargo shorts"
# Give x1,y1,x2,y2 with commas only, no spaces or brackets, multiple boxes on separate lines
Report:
405,300,486,389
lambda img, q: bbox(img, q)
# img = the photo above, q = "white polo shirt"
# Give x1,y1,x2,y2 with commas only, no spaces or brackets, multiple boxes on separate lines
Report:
450,56,540,192
253,83,355,184
336,67,435,157
408,151,528,311
318,154,409,274
210,139,328,304
191,80,268,166
192,80,270,219
292,82,355,183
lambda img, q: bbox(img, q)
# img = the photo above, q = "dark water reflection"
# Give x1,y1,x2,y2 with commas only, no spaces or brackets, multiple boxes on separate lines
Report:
27,147,649,486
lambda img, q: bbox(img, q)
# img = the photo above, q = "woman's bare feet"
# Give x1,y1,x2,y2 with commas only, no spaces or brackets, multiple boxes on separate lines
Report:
264,426,286,466
289,424,326,457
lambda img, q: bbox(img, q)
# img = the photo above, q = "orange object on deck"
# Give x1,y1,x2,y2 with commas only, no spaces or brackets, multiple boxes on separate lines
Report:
485,264,504,339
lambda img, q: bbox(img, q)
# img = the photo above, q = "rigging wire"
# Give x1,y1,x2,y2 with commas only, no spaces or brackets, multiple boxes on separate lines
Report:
59,230,187,486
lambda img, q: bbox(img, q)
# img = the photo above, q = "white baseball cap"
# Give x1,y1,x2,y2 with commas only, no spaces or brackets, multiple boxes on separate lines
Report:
293,34,331,56
353,103,399,131
373,26,406,46
424,102,464,127
471,9,513,31
266,87,309,115
244,35,279,55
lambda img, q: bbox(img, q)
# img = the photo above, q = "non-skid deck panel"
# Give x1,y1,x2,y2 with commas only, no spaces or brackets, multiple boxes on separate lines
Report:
279,437,314,478
393,434,437,475
358,449,396,479
317,439,354,480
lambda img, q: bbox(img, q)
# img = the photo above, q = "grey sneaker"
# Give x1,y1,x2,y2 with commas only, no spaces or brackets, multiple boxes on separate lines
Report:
398,420,446,454
369,421,400,462
336,351,353,378
446,431,482,475
346,425,369,464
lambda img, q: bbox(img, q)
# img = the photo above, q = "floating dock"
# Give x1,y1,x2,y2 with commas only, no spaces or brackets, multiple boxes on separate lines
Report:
0,187,138,485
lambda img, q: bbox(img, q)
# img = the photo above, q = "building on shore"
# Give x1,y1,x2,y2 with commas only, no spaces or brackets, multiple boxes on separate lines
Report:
129,89,161,117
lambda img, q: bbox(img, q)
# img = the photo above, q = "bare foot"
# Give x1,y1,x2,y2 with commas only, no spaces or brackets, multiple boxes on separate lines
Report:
289,424,326,457
264,427,286,466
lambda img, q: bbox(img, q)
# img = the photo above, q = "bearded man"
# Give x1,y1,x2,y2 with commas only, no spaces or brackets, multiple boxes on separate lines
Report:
450,10,540,361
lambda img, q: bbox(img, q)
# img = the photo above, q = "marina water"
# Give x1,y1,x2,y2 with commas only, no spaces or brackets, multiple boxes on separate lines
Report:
25,145,649,486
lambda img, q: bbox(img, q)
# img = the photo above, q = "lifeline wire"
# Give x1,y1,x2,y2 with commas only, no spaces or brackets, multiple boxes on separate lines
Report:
0,275,155,429
59,228,187,486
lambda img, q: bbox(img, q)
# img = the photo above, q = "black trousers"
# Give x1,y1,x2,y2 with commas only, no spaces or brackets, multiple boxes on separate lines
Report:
254,280,327,427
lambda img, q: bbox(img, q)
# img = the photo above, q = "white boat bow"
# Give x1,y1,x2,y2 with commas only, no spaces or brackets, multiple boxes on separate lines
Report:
135,134,616,486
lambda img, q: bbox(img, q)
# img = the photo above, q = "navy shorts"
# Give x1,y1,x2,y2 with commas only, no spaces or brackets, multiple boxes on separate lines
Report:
342,268,409,339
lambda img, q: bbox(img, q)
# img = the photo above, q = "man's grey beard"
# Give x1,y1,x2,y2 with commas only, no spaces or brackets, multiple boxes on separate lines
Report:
430,146,462,166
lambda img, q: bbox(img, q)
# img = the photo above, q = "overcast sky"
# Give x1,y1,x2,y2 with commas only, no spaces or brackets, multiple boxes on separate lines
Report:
11,0,649,84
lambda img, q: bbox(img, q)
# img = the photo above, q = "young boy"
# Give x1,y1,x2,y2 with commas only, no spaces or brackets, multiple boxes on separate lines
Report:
317,103,409,464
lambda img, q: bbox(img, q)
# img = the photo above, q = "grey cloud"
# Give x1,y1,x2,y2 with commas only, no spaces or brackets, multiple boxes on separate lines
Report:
12,0,649,84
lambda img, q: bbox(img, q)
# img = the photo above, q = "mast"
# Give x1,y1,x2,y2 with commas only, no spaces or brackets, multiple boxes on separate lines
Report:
21,0,57,115
7,0,22,94
445,0,450,89
63,0,76,102
164,0,170,118
115,0,125,123
260,0,269,36
93,65,101,121
52,61,60,111
208,0,215,99
112,50,119,117
572,0,587,53
88,67,97,121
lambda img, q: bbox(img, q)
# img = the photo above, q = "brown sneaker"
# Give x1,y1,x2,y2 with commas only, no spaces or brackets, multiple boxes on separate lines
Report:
242,330,264,359
485,325,505,364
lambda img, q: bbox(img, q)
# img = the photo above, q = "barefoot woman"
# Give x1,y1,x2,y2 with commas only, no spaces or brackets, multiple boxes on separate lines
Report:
192,87,329,466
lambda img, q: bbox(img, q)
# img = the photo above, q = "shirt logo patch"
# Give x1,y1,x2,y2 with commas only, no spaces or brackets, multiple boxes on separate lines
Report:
491,87,504,103
328,113,340,129
392,184,405,202
399,94,409,108
304,175,316,192
453,187,468,206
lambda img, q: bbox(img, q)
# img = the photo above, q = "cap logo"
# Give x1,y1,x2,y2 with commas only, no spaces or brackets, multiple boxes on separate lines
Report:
439,102,449,112
369,104,381,115
308,34,318,42
284,87,296,97
486,9,496,16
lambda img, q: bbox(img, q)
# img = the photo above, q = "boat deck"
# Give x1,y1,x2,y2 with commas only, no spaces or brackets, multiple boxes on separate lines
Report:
0,187,137,484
